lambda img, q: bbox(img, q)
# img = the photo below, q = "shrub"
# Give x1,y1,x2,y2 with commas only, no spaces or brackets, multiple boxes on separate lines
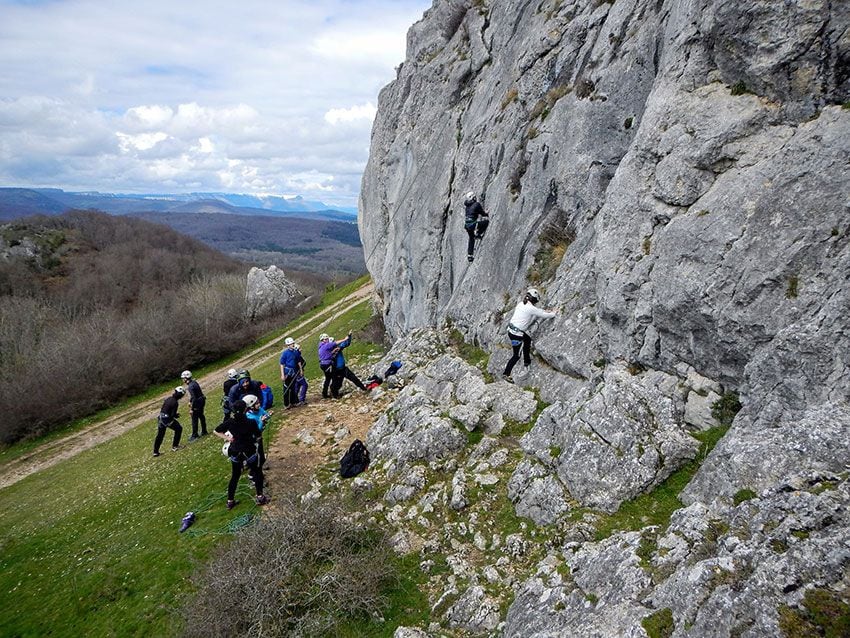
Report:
642,608,675,638
501,87,518,109
730,81,752,96
528,208,575,283
183,496,396,637
733,488,757,505
711,392,742,428
786,275,799,299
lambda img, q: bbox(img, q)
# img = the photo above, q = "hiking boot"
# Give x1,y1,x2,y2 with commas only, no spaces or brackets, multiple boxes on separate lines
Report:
172,446,181,452
227,499,238,510
153,452,161,457
467,255,474,262
188,435,199,442
200,431,208,436
255,495,269,506
502,374,514,383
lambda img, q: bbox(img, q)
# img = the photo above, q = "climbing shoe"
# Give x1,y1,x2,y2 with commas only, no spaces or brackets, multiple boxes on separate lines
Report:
227,500,238,510
188,435,199,442
467,255,474,262
153,452,161,457
502,374,514,383
255,495,269,506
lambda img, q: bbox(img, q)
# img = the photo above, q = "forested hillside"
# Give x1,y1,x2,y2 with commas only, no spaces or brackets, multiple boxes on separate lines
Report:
0,211,316,443
131,211,366,277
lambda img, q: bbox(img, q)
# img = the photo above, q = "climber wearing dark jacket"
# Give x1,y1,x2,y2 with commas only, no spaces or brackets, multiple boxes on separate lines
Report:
463,191,489,262
330,332,367,397
214,399,268,509
153,386,185,456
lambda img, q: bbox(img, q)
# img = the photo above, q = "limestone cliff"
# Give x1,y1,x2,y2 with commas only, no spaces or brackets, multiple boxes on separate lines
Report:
358,0,850,634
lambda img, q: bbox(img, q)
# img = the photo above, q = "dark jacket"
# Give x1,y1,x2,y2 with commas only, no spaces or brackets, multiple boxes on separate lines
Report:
215,414,260,457
228,379,264,405
186,379,204,403
159,392,182,424
464,200,486,226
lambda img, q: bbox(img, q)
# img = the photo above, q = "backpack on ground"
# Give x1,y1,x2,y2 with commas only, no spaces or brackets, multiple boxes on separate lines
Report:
339,439,370,478
260,383,274,409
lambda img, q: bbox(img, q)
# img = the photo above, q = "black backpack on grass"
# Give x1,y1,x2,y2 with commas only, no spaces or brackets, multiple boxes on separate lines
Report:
340,439,370,478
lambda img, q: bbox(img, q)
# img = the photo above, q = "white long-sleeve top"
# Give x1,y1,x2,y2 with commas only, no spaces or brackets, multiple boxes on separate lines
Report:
507,301,556,334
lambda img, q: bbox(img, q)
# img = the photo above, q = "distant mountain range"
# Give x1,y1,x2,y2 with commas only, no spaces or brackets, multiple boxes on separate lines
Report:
0,188,358,222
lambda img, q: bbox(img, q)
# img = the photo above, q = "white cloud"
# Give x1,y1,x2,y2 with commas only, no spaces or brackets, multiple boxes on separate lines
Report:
324,103,377,126
0,0,432,207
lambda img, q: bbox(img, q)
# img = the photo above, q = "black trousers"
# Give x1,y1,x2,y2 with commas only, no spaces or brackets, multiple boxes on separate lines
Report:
321,364,334,398
228,454,263,500
331,366,366,397
504,332,532,376
190,397,207,436
282,373,298,407
465,223,477,257
154,418,182,453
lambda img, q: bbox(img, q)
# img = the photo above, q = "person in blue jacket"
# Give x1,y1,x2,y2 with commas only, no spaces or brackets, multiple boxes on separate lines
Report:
279,336,299,408
227,369,264,407
330,331,367,398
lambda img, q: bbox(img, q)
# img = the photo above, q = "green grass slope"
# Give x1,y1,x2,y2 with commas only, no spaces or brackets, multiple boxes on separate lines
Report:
0,277,382,637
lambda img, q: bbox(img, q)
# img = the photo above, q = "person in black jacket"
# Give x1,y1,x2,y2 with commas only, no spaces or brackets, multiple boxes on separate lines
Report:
463,191,489,262
153,386,185,457
214,399,269,509
181,370,207,440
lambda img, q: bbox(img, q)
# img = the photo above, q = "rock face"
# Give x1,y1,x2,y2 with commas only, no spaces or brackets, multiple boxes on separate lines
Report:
357,0,850,634
244,265,299,320
360,0,849,507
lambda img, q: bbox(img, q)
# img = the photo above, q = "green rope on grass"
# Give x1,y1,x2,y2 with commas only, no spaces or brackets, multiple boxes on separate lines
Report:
182,481,261,537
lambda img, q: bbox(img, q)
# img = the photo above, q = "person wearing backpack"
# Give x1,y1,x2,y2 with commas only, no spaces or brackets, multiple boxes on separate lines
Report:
279,337,299,408
330,331,367,398
503,287,558,382
214,399,268,509
317,333,336,399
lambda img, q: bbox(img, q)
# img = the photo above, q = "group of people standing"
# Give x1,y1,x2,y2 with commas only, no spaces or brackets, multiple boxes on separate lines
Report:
152,330,370,510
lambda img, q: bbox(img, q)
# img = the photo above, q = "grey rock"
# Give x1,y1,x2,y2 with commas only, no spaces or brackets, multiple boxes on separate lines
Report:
393,628,430,638
507,459,570,526
522,364,699,512
684,389,721,431
445,585,501,633
386,465,428,505
450,468,468,511
245,265,299,321
367,388,466,465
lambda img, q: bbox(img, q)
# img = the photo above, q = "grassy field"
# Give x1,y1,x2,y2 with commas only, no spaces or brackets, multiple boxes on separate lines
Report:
0,277,400,637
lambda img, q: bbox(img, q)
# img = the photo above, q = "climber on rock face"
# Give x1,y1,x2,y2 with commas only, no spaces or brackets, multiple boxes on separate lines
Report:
463,191,489,262
503,287,558,382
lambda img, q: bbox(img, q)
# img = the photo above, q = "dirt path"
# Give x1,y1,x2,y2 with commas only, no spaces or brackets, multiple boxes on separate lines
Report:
0,283,374,491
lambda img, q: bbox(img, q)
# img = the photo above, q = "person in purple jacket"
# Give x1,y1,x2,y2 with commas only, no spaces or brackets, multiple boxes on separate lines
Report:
317,333,336,399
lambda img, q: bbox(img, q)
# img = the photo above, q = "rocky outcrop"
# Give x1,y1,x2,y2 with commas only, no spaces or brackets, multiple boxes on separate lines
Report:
356,0,850,634
244,265,299,320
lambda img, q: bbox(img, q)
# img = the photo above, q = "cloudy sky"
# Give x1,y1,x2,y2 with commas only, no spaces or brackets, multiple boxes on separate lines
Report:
0,0,431,208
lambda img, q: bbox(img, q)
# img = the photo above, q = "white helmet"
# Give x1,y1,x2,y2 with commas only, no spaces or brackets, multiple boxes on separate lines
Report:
243,394,259,409
284,337,295,346
464,191,476,204
180,370,192,380
526,287,541,303
227,368,237,379
174,386,186,395
319,333,329,341
294,343,301,351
